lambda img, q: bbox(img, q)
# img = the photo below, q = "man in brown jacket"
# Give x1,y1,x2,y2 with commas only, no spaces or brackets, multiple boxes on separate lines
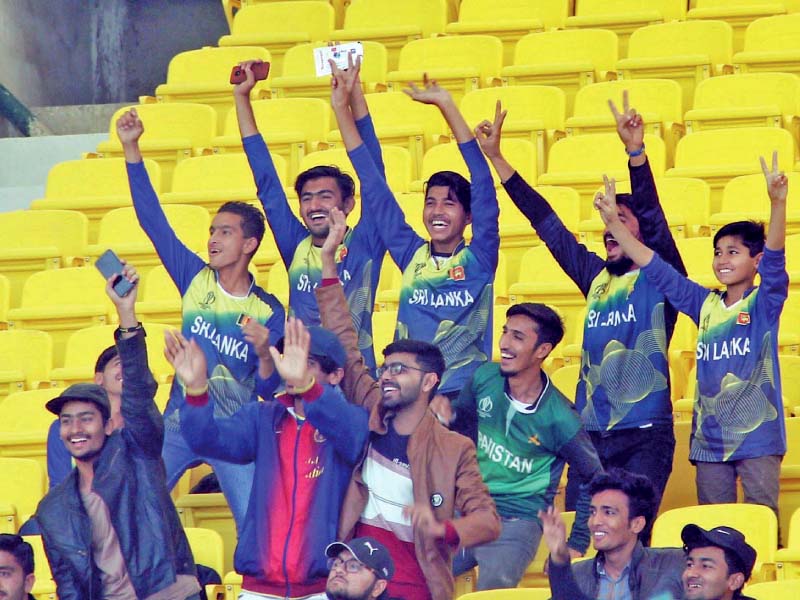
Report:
315,208,500,600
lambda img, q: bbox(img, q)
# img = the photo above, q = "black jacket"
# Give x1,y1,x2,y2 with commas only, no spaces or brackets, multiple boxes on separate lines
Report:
35,329,196,600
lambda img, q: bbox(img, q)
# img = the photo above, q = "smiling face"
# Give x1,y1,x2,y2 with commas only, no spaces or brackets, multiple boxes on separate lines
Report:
424,185,471,254
0,550,34,600
588,489,644,555
712,235,761,290
299,177,354,242
498,314,551,377
378,352,433,410
207,211,257,270
683,546,742,600
59,400,113,463
603,202,641,263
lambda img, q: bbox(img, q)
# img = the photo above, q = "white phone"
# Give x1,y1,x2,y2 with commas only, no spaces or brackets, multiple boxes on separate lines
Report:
313,42,365,77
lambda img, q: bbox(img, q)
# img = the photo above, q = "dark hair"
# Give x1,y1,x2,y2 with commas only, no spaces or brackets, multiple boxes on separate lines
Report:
615,193,634,213
217,201,266,253
713,220,765,257
723,549,748,596
382,339,446,397
506,303,564,349
588,468,659,531
294,165,355,201
310,354,340,375
0,534,34,576
94,345,118,374
425,171,471,214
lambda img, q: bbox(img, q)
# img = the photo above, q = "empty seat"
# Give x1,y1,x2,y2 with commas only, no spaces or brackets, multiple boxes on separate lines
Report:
0,457,46,533
270,41,388,100
733,14,800,76
0,330,52,401
299,146,412,194
550,364,580,403
0,388,63,477
266,259,290,308
459,589,552,600
95,103,217,187
0,275,8,326
135,266,185,328
24,534,57,598
176,493,237,575
29,157,162,242
332,0,448,69
675,236,717,287
386,35,504,104
152,46,272,132
687,0,792,52
658,420,697,513
658,177,712,238
371,309,398,353
617,20,734,110
218,2,334,75
710,172,800,235
501,29,619,113
746,579,800,599
184,527,226,599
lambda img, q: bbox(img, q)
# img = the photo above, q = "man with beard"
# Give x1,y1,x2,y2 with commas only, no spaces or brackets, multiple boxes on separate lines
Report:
309,537,395,600
315,208,500,600
437,303,603,589
475,91,686,518
0,535,35,600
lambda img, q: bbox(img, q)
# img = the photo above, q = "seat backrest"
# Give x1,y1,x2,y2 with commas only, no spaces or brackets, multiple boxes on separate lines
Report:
460,588,552,600
60,325,120,369
280,41,387,83
343,0,447,37
656,177,711,233
550,365,580,401
514,29,618,72
746,580,800,600
519,245,580,284
0,330,52,388
0,209,88,258
0,275,8,324
547,133,666,176
22,535,54,591
673,127,795,170
697,0,792,8
721,172,799,214
533,185,581,232
106,103,217,149
97,205,210,253
461,85,567,131
171,152,271,194
363,92,448,138
576,0,686,20
742,13,800,52
457,0,570,29
0,458,46,520
221,98,330,145
573,79,683,124
230,2,334,40
165,46,272,85
692,73,799,114
0,388,62,434
627,20,733,64
397,35,503,83
20,267,109,309
144,265,182,302
676,237,714,280
266,260,290,305
184,527,225,576
421,139,536,186
45,158,162,199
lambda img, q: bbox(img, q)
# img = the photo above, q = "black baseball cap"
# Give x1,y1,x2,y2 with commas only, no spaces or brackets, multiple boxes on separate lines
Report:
681,524,758,580
277,326,347,370
46,383,112,421
325,537,395,580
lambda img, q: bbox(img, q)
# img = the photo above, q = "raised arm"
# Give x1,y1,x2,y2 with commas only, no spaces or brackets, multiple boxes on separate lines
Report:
763,151,788,251
540,507,594,600
232,60,263,138
404,74,472,143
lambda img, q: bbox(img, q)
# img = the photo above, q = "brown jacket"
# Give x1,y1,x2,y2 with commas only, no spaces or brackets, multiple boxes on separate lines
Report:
316,283,500,600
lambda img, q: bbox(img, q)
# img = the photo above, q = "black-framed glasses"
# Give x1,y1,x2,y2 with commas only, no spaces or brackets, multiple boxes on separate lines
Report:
376,362,427,378
327,556,369,574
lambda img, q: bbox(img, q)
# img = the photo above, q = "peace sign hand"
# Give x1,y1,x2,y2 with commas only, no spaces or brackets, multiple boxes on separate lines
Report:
593,175,618,226
608,90,644,153
760,151,788,204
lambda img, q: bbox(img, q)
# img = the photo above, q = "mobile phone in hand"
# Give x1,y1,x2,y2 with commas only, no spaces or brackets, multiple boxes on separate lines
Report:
230,61,270,84
95,249,135,297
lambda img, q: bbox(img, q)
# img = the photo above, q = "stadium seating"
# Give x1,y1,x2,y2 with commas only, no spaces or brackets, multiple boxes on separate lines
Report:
332,0,448,69
746,579,800,599
96,103,217,187
29,157,162,242
151,46,272,132
0,209,88,307
266,259,290,307
500,29,619,114
0,330,52,400
184,527,226,599
686,0,795,52
386,35,504,103
659,177,712,239
24,534,57,599
270,41,388,100
460,589,552,600
217,2,334,75
371,309,398,352
135,265,182,327
0,275,8,327
300,145,412,194
176,493,237,575
617,20,734,110
0,388,62,477
550,364,580,403
658,420,697,513
733,14,800,76
519,511,583,587
209,97,329,181
710,172,800,235
0,457,46,533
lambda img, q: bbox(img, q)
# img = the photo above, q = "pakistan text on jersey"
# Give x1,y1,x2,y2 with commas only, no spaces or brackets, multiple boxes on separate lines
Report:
478,431,534,475
190,316,250,361
408,288,475,308
587,304,637,329
696,337,751,361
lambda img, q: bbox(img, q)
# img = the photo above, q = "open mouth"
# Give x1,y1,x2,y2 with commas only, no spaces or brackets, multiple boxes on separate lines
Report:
603,233,619,251
500,351,515,360
309,211,327,222
430,219,448,230
381,383,399,394
70,436,89,448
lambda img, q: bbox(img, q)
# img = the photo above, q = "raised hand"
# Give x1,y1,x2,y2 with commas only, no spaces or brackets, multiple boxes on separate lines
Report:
403,74,453,108
608,90,644,154
105,259,139,311
242,320,271,361
321,206,347,257
116,109,144,146
429,394,453,426
474,100,507,160
268,317,313,391
593,175,618,226
330,54,362,111
232,60,264,98
538,506,570,566
164,330,208,392
760,151,788,204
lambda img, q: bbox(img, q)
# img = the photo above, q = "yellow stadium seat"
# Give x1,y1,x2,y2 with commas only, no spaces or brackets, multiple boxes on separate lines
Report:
29,158,162,242
445,0,561,65
266,259,290,308
687,0,793,52
733,14,800,76
0,210,88,308
225,0,347,29
710,172,800,236
538,132,666,218
0,458,46,533
519,511,585,587
328,91,448,179
135,266,182,327
176,493,237,575
495,251,509,305
95,103,217,187
617,20,734,111
685,72,800,137
209,97,328,181
0,330,52,400
218,2,333,75
392,192,427,239
24,534,57,599
184,527,226,598
85,205,210,277
675,236,718,288
778,417,800,549
0,388,62,477
223,570,243,600
386,35,503,103
151,46,272,132
332,0,448,69
0,275,8,327
501,29,619,114
565,0,686,56
550,364,580,403
271,41,388,100
659,177,712,239
665,127,796,213
780,292,800,357
652,503,777,581
746,579,800,599
659,420,697,513
371,309,397,353
460,589,552,600
496,185,548,284
669,311,699,391
461,85,566,175
300,145,412,194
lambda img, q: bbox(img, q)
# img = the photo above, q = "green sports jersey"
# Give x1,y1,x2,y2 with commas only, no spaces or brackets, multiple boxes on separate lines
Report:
455,362,583,517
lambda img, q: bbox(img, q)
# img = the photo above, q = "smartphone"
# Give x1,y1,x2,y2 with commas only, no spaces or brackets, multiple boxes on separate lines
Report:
230,62,270,84
313,42,364,77
95,249,135,297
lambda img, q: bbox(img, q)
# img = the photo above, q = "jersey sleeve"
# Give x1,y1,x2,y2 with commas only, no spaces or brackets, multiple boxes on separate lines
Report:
460,139,499,272
354,114,385,179
179,396,261,463
450,375,479,444
641,252,710,325
558,429,603,554
757,247,789,321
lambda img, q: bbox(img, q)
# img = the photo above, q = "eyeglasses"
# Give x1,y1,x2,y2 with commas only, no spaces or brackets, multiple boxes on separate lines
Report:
327,556,369,574
376,362,427,378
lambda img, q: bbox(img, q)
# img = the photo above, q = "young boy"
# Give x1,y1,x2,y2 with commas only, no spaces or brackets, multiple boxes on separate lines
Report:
594,152,789,517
